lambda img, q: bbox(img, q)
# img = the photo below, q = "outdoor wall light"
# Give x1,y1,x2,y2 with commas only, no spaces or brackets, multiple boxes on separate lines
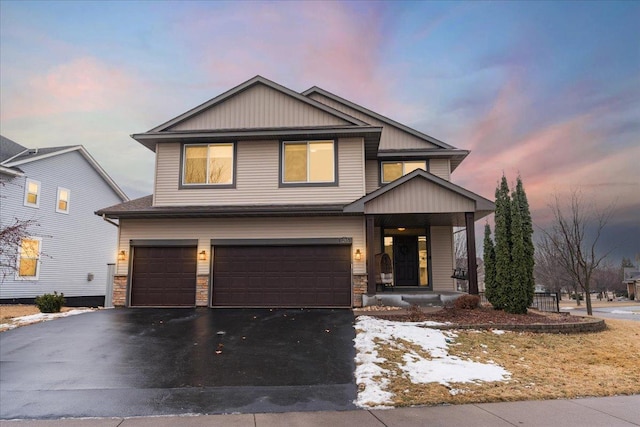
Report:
117,250,126,261
397,227,406,231
198,250,207,261
355,249,362,261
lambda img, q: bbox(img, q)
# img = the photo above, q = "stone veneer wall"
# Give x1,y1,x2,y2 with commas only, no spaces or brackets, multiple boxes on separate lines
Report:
196,275,209,307
353,274,367,307
113,275,128,307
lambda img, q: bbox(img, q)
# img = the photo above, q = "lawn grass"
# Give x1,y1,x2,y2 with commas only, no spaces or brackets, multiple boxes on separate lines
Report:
375,319,640,406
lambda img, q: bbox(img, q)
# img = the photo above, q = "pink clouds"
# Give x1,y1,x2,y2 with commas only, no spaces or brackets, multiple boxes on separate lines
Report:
1,57,138,121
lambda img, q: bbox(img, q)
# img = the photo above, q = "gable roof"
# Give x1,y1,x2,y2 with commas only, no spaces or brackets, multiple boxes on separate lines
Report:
302,86,455,150
0,135,28,163
344,168,494,216
0,140,128,201
148,75,369,133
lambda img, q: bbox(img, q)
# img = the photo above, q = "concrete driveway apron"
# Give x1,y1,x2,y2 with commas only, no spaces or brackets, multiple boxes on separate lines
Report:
0,308,357,419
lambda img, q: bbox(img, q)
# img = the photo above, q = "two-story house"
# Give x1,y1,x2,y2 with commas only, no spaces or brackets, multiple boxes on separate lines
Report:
97,76,494,308
0,135,128,306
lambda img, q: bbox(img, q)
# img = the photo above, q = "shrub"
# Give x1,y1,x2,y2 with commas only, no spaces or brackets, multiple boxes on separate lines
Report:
454,294,480,310
407,304,423,321
35,291,65,313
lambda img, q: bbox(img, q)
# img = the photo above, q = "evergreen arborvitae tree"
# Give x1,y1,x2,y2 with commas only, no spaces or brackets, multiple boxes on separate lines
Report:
505,187,529,314
490,175,511,310
483,223,497,304
515,176,535,306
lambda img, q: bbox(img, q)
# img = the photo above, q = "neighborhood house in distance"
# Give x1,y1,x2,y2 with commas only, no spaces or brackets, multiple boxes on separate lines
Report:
97,76,495,308
0,135,128,306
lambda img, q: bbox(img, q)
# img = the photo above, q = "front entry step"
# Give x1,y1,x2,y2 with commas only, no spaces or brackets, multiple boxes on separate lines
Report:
362,291,465,308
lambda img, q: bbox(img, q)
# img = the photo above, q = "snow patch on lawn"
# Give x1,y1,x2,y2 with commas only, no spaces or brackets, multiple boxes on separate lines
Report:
0,309,95,330
354,316,511,408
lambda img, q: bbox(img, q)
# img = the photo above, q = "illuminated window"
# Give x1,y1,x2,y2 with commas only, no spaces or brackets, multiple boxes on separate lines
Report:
282,140,335,184
23,179,41,208
381,161,427,183
183,143,234,186
17,238,41,280
56,187,70,214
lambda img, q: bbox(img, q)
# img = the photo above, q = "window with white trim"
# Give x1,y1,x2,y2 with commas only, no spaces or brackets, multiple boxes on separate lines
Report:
282,140,335,184
381,161,427,183
182,143,234,185
23,179,41,208
16,237,42,280
56,187,70,214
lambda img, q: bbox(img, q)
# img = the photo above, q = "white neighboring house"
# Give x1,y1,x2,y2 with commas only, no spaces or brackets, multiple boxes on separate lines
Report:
0,135,128,306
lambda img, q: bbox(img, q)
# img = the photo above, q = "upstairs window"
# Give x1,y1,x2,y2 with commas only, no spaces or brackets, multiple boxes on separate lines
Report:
182,143,234,186
17,237,42,280
56,187,70,214
381,161,427,183
24,179,41,208
282,140,336,185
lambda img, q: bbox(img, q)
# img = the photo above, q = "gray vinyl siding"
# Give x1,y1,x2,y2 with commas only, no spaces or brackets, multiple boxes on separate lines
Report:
153,138,365,206
0,151,124,299
308,93,438,151
429,158,451,181
430,226,455,291
117,216,366,276
170,84,350,131
363,178,476,214
365,160,379,194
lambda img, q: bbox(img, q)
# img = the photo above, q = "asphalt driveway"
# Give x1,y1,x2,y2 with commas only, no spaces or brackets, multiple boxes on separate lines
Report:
0,308,357,419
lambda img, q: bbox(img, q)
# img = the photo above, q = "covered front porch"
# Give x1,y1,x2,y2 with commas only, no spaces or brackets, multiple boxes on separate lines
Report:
345,169,495,305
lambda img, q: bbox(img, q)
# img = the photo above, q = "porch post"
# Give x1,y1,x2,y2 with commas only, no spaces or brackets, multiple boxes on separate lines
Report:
465,212,479,295
366,215,376,295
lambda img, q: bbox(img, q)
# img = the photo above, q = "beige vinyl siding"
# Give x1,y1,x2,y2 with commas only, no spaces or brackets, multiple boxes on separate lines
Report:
154,138,365,206
429,158,451,180
308,93,438,151
363,178,475,214
117,216,366,276
365,160,380,194
170,84,350,131
430,226,455,291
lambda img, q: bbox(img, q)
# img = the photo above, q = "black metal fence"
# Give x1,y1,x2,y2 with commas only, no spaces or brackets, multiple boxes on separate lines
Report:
478,292,560,313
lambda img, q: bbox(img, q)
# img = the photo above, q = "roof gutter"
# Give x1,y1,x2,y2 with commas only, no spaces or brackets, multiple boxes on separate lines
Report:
101,214,119,227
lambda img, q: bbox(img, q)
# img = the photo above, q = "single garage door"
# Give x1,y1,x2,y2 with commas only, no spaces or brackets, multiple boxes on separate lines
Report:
213,245,351,307
130,246,197,307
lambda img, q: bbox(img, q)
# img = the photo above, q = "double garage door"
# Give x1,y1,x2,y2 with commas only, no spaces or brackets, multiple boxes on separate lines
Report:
130,244,351,307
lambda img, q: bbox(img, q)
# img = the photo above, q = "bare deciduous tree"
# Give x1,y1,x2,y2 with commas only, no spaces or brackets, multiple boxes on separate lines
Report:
535,233,575,299
540,190,613,315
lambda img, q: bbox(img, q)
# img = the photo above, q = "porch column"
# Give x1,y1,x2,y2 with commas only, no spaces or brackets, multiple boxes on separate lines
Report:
366,215,376,295
465,212,479,295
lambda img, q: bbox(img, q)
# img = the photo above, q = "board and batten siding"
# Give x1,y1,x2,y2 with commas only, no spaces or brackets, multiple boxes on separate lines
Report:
308,93,438,151
430,226,455,291
117,216,366,276
363,178,475,214
170,84,350,131
0,151,124,299
429,159,451,181
154,137,366,206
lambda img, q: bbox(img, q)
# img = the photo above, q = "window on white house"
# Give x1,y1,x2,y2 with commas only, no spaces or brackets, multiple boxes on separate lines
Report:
183,143,234,185
17,237,42,280
23,179,41,208
56,187,70,214
282,140,335,184
381,161,427,183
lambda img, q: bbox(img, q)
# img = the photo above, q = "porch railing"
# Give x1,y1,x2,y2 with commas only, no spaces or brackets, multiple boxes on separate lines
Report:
478,292,560,313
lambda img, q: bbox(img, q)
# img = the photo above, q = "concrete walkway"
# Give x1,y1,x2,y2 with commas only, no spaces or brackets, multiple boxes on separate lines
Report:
1,395,638,426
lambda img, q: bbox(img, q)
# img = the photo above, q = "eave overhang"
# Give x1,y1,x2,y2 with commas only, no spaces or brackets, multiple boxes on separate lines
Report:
132,125,382,158
377,149,470,171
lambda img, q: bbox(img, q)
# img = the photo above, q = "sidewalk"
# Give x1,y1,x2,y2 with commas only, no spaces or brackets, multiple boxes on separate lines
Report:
1,395,638,426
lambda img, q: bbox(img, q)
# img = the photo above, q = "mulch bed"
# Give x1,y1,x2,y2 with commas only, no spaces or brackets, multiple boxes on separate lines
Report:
373,306,590,325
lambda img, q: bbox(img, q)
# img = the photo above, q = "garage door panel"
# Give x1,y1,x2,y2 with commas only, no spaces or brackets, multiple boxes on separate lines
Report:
131,246,197,307
213,245,351,307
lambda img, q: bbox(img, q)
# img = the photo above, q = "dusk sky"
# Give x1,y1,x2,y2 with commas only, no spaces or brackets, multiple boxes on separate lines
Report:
1,1,638,261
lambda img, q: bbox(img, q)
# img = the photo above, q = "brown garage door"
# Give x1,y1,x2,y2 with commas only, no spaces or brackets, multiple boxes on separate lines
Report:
130,246,197,307
213,245,351,307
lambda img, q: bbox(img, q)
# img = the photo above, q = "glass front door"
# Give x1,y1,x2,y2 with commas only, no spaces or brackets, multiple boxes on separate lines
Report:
383,229,430,289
